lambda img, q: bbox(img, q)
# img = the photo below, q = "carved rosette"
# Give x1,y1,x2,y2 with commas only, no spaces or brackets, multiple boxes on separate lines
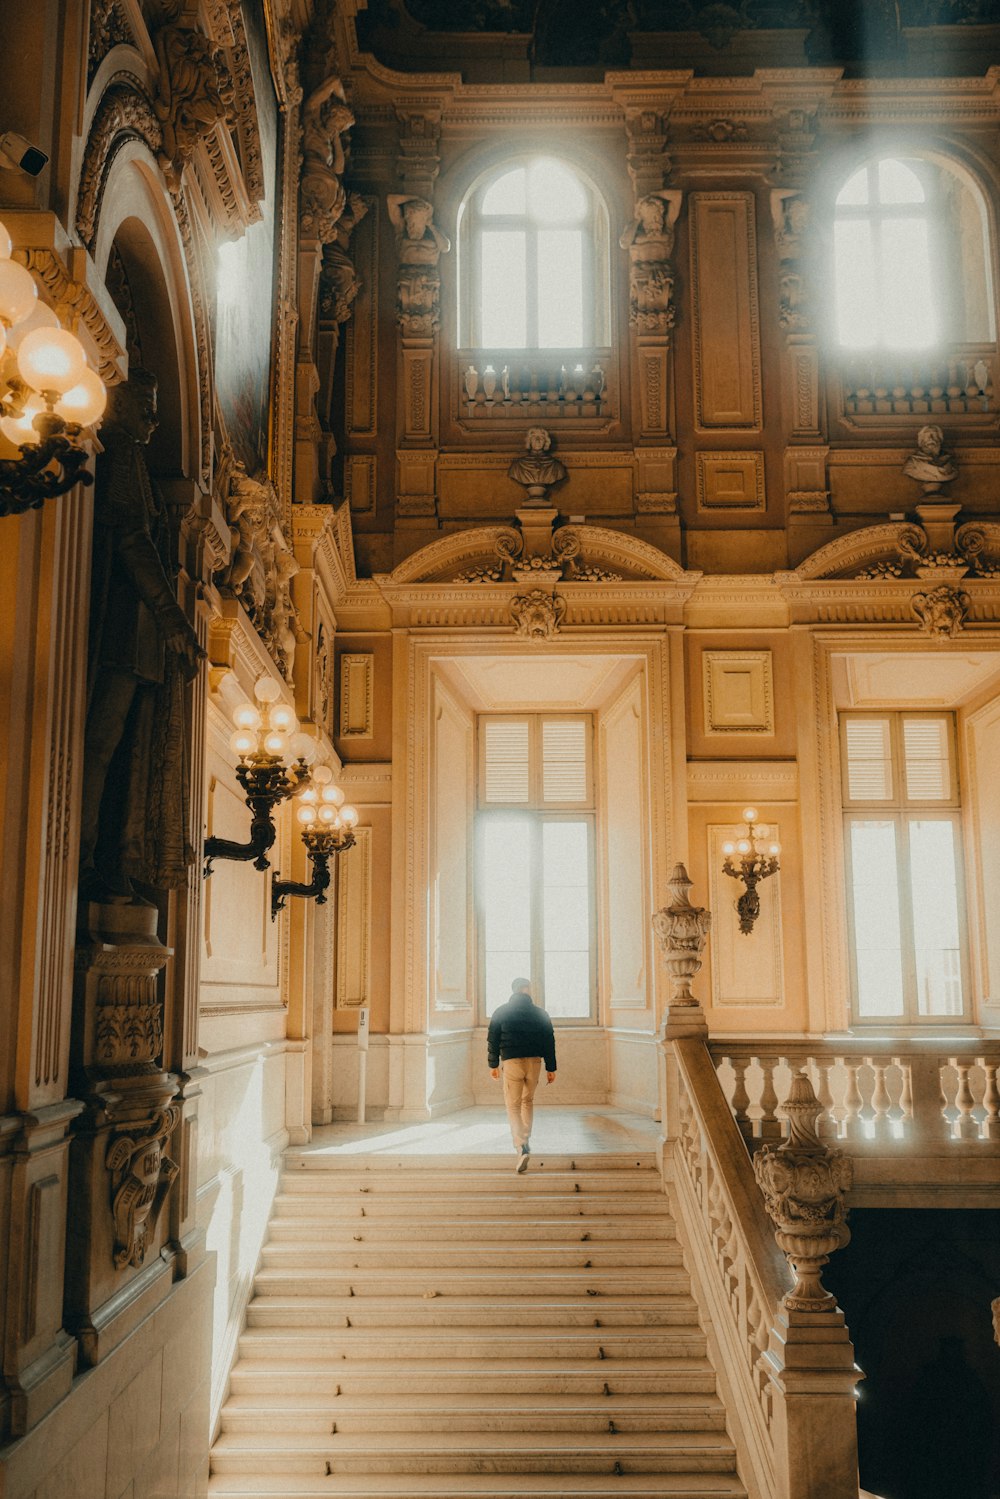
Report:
753,1070,852,1311
510,589,565,641
912,584,970,640
106,1104,181,1269
651,863,712,1008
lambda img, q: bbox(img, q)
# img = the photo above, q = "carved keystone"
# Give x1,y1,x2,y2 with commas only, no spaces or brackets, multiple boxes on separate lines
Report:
753,1069,853,1311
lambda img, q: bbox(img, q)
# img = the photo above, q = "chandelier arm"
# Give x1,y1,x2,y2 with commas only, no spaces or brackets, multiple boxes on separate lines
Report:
203,761,294,876
271,850,333,919
0,431,94,514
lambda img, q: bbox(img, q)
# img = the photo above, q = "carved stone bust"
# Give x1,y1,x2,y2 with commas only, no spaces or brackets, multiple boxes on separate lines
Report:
507,427,567,504
903,424,958,494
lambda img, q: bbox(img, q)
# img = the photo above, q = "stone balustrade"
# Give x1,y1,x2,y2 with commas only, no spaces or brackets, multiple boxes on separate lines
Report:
840,350,995,418
457,348,613,421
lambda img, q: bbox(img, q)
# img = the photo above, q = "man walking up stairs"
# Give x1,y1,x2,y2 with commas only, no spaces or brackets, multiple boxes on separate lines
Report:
209,1142,747,1498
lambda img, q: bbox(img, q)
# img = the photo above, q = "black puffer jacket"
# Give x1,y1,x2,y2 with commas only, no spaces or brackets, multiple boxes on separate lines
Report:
487,993,556,1073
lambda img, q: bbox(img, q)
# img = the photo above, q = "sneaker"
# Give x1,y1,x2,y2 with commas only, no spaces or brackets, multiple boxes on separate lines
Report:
515,1146,529,1174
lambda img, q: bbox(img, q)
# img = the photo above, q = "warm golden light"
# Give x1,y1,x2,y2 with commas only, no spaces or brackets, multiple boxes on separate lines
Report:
253,676,282,705
311,764,334,786
262,730,288,758
0,258,37,326
16,326,87,395
297,804,317,826
736,838,752,855
0,395,44,447
339,805,359,828
318,805,339,825
5,299,59,349
232,701,262,731
297,786,318,804
53,367,107,426
289,731,317,763
722,841,736,857
268,701,297,733
742,807,758,824
229,728,256,758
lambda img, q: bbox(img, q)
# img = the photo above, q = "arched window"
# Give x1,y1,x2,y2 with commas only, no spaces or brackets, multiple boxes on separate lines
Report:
458,156,609,350
833,154,995,350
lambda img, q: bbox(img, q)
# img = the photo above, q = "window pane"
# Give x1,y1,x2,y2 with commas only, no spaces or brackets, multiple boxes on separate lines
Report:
878,158,925,205
527,159,586,223
542,719,588,803
480,231,527,347
879,219,935,347
483,720,530,803
834,220,879,348
537,229,584,347
849,820,905,1017
903,717,951,801
481,816,532,1016
845,718,893,801
542,821,590,1019
909,820,964,1017
481,168,526,216
837,166,871,207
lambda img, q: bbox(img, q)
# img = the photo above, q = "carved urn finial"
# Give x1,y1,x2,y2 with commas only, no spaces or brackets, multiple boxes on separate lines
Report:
753,1069,853,1312
652,865,711,1036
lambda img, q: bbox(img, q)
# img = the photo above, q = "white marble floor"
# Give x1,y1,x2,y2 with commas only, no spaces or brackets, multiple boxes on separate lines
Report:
300,1105,661,1158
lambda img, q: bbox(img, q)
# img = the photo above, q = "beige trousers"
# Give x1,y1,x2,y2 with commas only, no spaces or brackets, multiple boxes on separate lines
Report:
502,1056,542,1148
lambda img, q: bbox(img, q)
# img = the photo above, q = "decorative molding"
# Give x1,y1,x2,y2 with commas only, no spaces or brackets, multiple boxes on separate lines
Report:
336,828,372,1009
344,195,379,436
703,649,774,735
345,453,376,514
76,77,163,249
687,761,798,802
510,589,565,640
912,584,970,639
690,192,762,431
339,653,374,738
696,451,765,511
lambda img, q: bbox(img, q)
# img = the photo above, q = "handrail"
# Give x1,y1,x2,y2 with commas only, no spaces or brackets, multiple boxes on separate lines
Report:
664,1035,789,1499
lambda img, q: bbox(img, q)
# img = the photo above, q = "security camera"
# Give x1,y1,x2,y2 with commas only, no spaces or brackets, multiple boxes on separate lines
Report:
0,132,48,177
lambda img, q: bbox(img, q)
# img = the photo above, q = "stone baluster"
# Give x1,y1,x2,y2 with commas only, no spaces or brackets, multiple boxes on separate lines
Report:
840,1056,866,1141
727,1054,754,1144
908,1052,954,1146
949,1059,980,1141
896,1055,915,1136
979,1057,1000,1141
810,1055,839,1141
755,1055,783,1142
868,1057,894,1141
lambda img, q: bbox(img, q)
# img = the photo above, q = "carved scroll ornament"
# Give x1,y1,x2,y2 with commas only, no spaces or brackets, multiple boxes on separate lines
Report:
106,1104,181,1269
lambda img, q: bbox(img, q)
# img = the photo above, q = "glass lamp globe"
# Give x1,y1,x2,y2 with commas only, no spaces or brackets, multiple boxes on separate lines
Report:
262,730,288,759
0,220,12,260
311,764,334,786
320,784,345,806
297,804,317,826
736,838,752,855
722,841,736,857
53,367,107,426
768,842,781,858
232,701,262,731
742,807,758,825
229,728,257,758
0,259,37,326
318,804,338,825
289,731,317,764
268,701,297,734
339,805,359,828
0,395,44,447
253,676,282,705
297,786,318,804
5,299,58,350
17,326,87,395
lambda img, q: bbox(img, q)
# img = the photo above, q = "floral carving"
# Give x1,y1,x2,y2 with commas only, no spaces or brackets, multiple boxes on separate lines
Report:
753,1070,852,1311
88,0,132,83
95,1003,164,1068
76,83,164,249
912,584,970,640
106,1105,181,1269
510,589,565,641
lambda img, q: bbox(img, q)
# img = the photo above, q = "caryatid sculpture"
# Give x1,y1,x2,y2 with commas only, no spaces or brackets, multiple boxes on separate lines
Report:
620,191,682,335
387,194,451,335
300,76,355,242
79,369,204,905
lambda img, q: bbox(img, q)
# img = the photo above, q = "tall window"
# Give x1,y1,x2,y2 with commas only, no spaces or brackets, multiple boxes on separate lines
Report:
458,157,609,349
833,154,996,350
477,715,595,1022
841,713,968,1024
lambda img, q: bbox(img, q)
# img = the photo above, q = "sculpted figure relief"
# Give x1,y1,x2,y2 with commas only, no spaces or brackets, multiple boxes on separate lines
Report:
216,462,301,684
300,77,354,242
388,195,450,334
904,424,958,494
319,191,369,326
620,192,681,333
152,22,233,187
508,427,567,504
80,371,204,905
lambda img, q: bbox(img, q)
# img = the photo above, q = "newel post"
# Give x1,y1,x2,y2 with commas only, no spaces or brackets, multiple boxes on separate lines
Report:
754,1070,862,1499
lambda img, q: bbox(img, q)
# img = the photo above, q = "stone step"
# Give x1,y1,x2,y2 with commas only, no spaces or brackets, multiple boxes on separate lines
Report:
278,1171,664,1196
208,1473,747,1497
282,1154,659,1175
210,1430,738,1477
253,1267,691,1298
244,1294,700,1329
227,1358,721,1398
220,1392,728,1436
259,1241,682,1270
236,1329,709,1363
266,1213,676,1241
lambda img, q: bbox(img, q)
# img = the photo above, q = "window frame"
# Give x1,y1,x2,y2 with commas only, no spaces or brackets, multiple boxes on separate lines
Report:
475,712,598,1026
840,711,971,1027
457,155,610,352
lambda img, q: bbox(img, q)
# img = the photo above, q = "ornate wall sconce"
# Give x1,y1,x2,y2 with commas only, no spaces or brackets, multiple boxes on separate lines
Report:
722,807,780,936
271,771,358,919
204,677,318,876
0,218,107,515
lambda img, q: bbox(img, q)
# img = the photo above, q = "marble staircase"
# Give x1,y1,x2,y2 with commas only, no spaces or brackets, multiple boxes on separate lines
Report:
208,1150,747,1498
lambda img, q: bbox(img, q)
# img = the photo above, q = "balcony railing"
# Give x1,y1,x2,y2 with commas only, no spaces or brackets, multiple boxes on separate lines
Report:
456,348,614,422
839,350,996,419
